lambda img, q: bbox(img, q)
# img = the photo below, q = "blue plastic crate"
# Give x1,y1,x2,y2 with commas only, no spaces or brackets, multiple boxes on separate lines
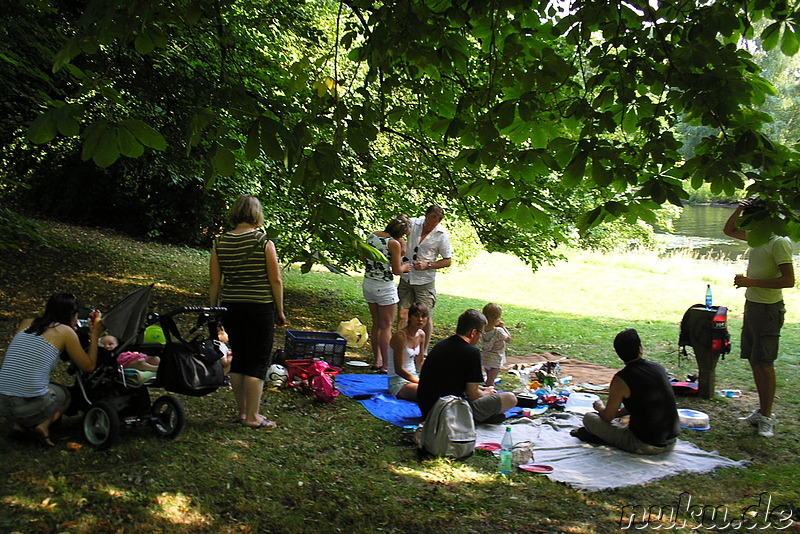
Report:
284,330,346,367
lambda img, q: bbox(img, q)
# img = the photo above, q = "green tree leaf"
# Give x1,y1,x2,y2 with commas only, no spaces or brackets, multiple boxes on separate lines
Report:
54,106,79,137
93,126,121,167
562,153,587,188
135,31,156,55
81,120,110,162
762,22,782,51
52,37,81,73
245,120,261,161
780,25,800,56
26,112,57,144
214,145,236,177
347,124,370,154
121,119,167,150
116,126,144,158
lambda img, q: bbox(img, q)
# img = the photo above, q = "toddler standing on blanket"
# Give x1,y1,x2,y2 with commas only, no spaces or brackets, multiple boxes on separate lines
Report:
100,335,161,371
481,303,511,387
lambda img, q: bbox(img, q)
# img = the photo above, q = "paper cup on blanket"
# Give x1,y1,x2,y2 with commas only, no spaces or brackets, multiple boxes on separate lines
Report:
564,392,600,415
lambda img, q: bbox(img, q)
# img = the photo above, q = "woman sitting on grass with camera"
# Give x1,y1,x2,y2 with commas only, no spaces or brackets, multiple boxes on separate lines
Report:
0,293,104,447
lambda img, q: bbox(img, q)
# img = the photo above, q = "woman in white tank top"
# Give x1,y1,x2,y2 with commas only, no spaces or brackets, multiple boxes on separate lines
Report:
387,303,429,400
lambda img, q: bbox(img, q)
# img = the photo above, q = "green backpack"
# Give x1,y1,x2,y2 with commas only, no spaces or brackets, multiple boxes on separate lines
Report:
417,396,476,458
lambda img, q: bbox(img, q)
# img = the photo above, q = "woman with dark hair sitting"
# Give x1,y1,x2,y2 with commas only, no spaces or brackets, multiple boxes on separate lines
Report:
0,293,104,447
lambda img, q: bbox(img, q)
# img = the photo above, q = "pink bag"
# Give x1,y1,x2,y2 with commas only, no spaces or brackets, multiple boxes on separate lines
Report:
285,359,340,403
307,361,339,403
310,372,340,403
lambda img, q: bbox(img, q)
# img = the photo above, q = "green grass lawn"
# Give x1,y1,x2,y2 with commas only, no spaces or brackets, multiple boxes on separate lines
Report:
1,223,798,533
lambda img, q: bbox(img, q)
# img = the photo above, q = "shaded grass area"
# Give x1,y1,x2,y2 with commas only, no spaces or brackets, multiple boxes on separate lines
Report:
0,221,799,533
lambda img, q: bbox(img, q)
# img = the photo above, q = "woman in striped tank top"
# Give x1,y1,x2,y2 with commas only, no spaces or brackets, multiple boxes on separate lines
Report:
0,293,104,446
210,195,286,429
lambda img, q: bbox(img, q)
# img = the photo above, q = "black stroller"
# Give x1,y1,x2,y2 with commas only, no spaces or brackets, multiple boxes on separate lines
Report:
68,285,226,449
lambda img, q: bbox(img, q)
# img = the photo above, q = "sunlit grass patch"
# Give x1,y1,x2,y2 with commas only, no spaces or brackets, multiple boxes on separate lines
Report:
393,459,495,485
155,491,214,527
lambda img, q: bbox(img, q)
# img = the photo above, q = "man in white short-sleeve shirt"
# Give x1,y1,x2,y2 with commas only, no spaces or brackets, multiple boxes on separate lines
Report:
398,205,452,357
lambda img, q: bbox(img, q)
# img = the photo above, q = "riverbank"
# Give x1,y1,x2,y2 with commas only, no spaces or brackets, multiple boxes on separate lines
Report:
0,221,798,533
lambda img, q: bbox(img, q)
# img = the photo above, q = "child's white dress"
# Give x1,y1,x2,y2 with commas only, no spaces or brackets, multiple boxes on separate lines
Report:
481,326,510,369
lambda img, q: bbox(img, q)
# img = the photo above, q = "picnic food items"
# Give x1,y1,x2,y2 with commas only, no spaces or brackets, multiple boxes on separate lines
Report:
678,408,710,430
512,440,534,466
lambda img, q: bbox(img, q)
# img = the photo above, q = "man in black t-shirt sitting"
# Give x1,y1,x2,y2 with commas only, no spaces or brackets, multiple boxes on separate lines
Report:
575,328,680,455
417,309,517,423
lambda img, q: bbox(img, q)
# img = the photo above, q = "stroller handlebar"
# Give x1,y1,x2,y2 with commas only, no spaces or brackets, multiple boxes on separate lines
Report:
156,306,227,319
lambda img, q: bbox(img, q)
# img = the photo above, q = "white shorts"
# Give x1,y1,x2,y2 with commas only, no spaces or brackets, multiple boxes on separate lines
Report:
363,277,399,306
388,374,417,396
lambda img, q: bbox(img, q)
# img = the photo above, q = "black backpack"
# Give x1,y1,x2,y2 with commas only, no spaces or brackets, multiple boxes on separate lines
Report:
678,304,731,359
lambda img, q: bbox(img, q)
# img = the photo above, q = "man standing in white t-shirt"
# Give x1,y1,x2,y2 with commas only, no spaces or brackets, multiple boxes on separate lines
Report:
398,205,452,357
724,198,795,438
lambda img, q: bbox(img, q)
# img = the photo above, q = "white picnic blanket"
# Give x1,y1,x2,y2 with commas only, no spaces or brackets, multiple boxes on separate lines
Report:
476,413,748,492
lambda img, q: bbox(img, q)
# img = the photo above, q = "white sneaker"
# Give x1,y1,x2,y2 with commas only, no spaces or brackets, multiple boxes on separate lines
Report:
757,416,775,438
739,410,761,427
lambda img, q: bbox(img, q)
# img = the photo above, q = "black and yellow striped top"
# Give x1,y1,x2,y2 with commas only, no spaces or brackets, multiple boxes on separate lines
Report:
214,230,274,304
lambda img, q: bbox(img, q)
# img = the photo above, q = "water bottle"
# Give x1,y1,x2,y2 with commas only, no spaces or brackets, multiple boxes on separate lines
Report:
705,284,713,310
498,426,513,475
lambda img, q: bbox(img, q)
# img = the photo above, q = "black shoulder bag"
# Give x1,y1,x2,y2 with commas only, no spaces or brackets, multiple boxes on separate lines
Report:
155,315,225,397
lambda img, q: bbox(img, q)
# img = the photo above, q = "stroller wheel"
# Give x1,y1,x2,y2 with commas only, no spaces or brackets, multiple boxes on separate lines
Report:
83,402,120,449
151,395,186,439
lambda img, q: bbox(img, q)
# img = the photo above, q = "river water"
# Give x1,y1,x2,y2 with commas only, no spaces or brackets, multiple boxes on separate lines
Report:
655,204,750,259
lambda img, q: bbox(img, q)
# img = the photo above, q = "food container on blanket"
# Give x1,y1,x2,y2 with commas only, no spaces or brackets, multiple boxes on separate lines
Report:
512,441,534,466
678,408,710,430
564,392,600,415
515,392,539,408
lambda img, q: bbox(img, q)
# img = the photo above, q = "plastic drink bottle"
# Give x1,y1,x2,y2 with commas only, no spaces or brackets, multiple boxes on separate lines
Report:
705,284,713,310
498,426,513,475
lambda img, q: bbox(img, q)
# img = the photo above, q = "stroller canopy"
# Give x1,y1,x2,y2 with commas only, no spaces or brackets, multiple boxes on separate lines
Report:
102,285,153,348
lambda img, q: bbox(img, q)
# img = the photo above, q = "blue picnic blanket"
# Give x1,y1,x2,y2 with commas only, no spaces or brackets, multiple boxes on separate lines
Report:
335,374,424,427
335,373,522,427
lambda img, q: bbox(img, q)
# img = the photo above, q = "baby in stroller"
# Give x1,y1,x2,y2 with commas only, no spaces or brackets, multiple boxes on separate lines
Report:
100,334,161,372
213,322,233,377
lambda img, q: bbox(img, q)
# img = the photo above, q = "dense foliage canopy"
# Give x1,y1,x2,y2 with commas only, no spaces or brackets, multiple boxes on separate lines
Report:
3,0,800,267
